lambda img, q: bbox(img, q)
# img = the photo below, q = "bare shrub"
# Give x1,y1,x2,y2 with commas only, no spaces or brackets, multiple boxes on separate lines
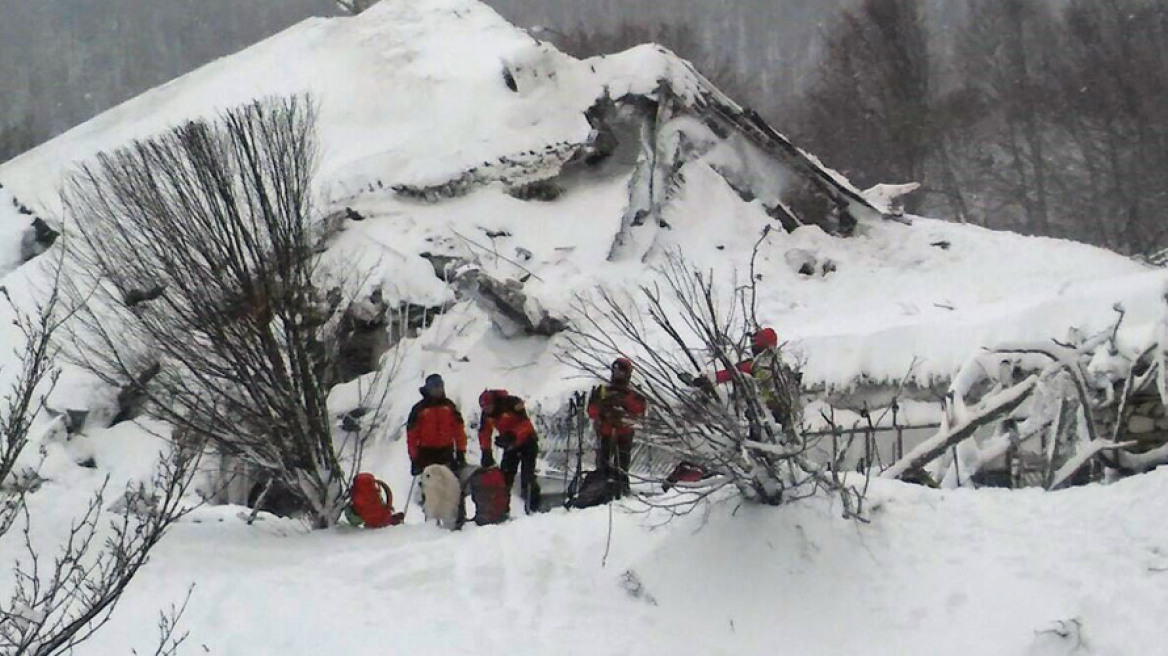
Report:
0,267,198,656
61,95,382,528
559,248,868,520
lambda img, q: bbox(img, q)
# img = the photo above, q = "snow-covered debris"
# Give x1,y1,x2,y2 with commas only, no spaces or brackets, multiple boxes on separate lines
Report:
0,182,55,276
882,376,1037,481
862,181,921,216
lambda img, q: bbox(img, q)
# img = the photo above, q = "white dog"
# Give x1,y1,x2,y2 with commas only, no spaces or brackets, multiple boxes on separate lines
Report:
419,464,462,529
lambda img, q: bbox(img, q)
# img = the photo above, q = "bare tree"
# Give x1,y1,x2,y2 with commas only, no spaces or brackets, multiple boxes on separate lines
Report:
795,0,933,192
0,265,199,656
1050,0,1168,254
61,95,378,528
934,0,1063,237
559,248,867,519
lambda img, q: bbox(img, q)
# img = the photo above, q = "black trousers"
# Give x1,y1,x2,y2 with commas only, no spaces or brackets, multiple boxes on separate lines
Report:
414,446,456,470
596,435,633,496
500,440,540,513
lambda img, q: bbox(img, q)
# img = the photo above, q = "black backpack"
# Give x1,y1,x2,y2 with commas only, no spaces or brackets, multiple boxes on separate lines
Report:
569,470,618,509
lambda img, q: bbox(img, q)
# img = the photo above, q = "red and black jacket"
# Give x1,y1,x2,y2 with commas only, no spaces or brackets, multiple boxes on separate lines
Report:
713,359,755,384
406,396,468,460
478,394,537,452
587,383,647,440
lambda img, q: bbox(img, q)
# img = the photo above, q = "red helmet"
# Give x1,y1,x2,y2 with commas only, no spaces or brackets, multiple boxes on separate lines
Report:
611,357,634,375
752,327,778,351
479,389,507,410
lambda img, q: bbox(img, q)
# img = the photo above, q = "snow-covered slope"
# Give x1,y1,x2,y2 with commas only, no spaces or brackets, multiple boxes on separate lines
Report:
55,471,1168,656
0,0,706,211
2,1,1168,653
2,0,1161,401
0,184,34,275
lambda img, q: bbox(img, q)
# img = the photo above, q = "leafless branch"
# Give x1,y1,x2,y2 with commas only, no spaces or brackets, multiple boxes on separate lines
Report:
559,250,866,518
59,95,390,528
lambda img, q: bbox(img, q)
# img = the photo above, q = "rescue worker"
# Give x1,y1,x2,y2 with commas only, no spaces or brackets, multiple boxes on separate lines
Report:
684,327,800,430
406,373,468,476
477,389,541,513
586,358,647,497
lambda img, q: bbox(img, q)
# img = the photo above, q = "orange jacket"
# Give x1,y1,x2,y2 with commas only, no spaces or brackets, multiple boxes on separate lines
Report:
406,396,468,460
713,359,755,383
587,383,647,440
478,395,536,452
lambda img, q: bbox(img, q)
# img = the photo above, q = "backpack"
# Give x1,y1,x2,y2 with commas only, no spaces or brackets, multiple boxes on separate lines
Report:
662,461,709,492
467,467,510,525
347,473,402,529
569,469,617,509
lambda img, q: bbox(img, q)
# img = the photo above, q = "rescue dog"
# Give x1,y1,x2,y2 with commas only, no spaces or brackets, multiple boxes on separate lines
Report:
419,464,462,529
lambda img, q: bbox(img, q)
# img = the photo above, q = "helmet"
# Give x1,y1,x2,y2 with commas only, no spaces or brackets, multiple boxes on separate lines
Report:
752,327,778,351
611,357,634,374
421,373,446,398
479,389,507,410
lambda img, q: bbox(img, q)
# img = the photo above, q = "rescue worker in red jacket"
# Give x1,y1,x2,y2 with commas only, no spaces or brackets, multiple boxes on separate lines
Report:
684,327,800,429
345,472,404,528
477,389,541,513
587,358,647,497
406,374,468,476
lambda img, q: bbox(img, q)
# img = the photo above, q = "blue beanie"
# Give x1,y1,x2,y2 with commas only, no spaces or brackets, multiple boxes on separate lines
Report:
424,374,445,391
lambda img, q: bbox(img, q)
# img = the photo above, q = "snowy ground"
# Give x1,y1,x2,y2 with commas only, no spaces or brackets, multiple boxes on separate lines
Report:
46,462,1168,656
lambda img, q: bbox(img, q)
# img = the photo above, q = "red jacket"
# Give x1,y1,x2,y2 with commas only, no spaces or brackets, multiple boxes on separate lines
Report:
406,396,468,460
587,383,647,440
350,473,402,528
713,360,754,384
478,395,537,452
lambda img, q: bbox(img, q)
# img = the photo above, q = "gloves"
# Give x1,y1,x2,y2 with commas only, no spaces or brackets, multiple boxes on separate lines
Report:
410,460,423,476
681,372,715,394
481,451,495,468
455,451,467,468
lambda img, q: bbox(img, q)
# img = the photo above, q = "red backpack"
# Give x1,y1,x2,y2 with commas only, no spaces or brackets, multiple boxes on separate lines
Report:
662,461,709,491
468,467,510,525
349,473,403,529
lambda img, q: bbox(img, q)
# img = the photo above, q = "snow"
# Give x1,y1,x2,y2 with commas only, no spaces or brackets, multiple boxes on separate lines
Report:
2,0,1168,653
0,184,32,275
636,474,1168,655
882,376,1037,481
26,435,1168,656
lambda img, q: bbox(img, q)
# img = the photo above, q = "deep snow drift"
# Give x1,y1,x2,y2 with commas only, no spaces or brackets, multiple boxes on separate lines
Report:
49,470,1168,656
1,0,1167,654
